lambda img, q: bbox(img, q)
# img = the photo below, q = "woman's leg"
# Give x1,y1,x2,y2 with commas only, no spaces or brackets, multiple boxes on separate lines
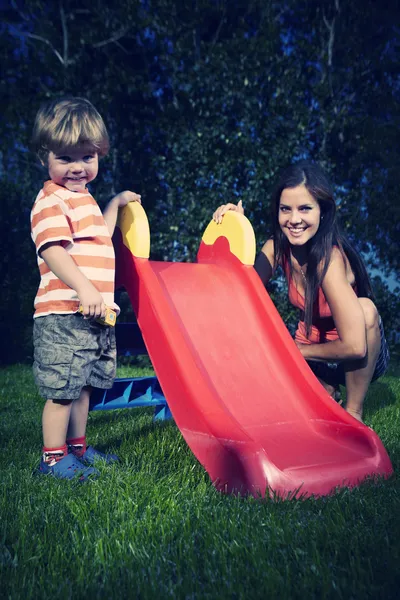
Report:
306,359,342,402
316,378,342,403
344,298,381,422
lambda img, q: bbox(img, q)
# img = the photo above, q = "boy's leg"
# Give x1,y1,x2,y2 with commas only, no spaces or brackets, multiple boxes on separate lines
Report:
72,327,119,465
66,384,119,465
66,386,91,457
40,394,99,478
51,321,118,464
344,299,381,422
67,385,91,439
42,399,73,448
33,315,105,478
33,315,75,463
42,398,73,464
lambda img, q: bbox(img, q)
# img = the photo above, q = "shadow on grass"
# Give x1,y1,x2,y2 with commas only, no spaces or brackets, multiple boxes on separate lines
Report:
365,379,398,418
89,409,177,449
88,405,174,429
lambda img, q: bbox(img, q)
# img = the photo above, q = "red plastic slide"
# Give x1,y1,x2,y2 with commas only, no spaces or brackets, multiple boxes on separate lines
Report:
114,204,393,498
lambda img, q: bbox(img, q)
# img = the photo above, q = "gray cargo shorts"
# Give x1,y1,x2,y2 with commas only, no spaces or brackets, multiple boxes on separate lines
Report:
33,313,117,401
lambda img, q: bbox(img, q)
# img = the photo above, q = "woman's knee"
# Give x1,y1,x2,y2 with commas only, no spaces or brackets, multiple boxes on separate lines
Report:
359,298,379,331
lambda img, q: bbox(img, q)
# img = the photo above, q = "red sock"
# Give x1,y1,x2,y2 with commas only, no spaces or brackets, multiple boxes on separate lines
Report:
42,444,68,466
67,436,87,458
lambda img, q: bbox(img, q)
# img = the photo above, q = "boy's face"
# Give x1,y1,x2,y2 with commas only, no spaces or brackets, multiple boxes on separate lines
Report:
46,144,99,192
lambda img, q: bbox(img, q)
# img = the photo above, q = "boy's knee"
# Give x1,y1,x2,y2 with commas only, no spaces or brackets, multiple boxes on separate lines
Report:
359,298,379,331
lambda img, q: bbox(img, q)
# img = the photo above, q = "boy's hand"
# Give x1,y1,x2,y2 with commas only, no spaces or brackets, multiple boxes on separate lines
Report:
77,282,106,318
103,191,142,236
113,191,142,208
213,200,244,224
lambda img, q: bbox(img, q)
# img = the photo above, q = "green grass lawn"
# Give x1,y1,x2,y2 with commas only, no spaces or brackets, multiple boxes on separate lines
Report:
1,363,399,599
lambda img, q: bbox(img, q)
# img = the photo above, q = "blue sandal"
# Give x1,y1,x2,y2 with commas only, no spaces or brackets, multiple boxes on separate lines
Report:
38,453,99,481
80,446,119,465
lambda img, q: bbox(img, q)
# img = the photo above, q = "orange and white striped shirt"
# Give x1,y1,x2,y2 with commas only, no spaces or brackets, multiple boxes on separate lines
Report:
31,180,118,318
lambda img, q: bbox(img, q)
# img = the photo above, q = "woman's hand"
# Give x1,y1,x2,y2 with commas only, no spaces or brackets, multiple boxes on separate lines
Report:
213,200,244,224
295,341,307,356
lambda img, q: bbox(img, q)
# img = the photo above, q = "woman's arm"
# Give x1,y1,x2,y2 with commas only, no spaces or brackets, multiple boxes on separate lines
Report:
297,248,367,362
212,202,275,286
255,239,276,286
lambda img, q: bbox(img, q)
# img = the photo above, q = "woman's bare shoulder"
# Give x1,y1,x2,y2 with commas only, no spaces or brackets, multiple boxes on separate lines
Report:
327,246,356,285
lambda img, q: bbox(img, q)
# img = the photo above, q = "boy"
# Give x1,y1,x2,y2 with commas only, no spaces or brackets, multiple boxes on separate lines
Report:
31,97,141,479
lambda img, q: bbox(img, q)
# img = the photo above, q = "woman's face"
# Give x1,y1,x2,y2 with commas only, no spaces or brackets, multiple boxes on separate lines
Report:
278,184,321,246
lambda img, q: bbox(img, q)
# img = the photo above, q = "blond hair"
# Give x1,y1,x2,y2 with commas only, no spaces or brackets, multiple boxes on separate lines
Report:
32,97,110,161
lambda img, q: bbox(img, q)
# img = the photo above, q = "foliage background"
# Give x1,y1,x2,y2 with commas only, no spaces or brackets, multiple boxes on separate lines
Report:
0,0,399,364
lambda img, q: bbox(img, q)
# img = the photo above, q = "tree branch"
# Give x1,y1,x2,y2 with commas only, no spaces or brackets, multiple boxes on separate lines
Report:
92,26,131,49
323,14,335,68
9,26,65,66
59,0,68,66
11,0,30,22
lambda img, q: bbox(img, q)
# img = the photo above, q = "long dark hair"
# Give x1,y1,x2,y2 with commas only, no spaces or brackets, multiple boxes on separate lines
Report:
271,162,373,336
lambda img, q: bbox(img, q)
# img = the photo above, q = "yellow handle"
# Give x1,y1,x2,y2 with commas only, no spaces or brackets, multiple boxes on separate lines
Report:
78,305,116,327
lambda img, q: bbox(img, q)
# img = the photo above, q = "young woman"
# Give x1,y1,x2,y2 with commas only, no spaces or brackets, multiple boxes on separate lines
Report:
213,162,389,422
